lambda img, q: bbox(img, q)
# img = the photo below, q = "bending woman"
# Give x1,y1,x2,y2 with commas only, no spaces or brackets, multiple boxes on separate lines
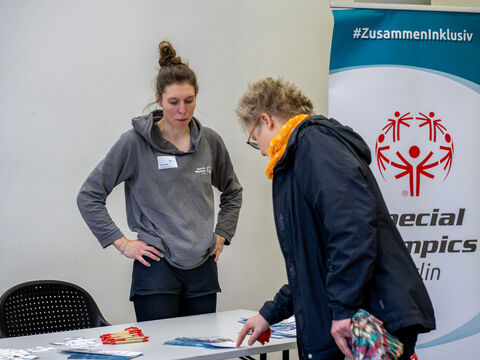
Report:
235,77,434,360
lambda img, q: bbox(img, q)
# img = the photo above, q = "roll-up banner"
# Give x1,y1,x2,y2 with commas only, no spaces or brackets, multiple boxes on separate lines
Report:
329,3,480,359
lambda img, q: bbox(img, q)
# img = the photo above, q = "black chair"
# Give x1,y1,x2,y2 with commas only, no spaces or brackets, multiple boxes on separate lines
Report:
0,280,110,338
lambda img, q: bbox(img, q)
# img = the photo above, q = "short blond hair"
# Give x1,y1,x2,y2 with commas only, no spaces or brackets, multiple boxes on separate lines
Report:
236,77,313,129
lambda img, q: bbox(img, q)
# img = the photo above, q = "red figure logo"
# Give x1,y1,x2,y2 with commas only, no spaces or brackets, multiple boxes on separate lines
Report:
375,111,454,197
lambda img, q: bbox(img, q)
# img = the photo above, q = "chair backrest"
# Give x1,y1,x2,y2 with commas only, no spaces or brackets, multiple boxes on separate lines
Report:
0,280,110,337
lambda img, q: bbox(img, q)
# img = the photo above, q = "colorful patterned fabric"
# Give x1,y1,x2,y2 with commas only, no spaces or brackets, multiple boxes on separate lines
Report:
350,309,404,360
265,114,309,179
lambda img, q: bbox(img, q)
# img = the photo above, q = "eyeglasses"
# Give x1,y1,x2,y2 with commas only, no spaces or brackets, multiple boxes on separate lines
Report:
246,121,259,149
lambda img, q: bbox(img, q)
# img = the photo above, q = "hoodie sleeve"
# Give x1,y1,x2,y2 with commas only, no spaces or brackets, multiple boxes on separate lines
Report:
206,129,243,245
77,132,137,248
298,127,378,321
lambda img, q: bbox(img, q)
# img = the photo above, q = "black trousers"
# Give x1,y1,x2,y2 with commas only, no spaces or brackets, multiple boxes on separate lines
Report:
131,255,220,322
133,292,217,322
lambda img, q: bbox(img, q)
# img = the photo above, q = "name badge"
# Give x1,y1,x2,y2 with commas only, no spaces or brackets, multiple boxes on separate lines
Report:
157,156,178,169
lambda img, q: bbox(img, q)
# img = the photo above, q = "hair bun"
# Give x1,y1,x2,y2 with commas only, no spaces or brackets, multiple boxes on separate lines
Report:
158,41,183,67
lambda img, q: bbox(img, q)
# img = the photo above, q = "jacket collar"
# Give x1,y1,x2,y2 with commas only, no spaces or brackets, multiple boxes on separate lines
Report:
273,115,372,177
273,115,328,175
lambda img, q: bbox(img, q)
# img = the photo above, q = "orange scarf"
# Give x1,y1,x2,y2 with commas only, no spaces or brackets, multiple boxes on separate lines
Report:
265,114,310,179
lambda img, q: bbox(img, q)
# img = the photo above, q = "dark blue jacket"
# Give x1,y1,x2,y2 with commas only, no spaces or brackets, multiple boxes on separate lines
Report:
259,116,435,360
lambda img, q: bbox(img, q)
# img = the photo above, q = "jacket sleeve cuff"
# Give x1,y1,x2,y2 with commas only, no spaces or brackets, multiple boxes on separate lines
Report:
329,305,357,321
259,305,274,325
258,285,293,325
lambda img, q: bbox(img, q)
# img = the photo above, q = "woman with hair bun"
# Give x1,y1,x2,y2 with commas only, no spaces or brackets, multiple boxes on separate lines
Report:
77,41,242,321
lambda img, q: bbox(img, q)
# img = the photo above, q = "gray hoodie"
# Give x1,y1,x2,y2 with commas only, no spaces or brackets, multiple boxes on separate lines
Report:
77,110,242,269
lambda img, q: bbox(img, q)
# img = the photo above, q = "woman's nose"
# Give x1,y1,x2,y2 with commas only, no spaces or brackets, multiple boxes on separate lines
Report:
178,102,186,114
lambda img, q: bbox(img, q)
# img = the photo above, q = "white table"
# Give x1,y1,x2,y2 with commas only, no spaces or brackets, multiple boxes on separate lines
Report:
0,310,297,360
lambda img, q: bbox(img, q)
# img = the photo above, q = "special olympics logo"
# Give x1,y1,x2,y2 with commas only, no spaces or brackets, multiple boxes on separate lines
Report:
375,111,454,197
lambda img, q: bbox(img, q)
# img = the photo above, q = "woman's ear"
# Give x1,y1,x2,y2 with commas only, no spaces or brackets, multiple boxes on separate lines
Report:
260,113,274,130
155,93,161,105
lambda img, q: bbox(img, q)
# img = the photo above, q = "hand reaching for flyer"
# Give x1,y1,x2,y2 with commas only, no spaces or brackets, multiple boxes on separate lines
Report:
236,314,270,347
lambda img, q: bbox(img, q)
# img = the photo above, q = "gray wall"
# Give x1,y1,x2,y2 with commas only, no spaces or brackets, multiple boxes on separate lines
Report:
1,0,478,329
0,0,333,325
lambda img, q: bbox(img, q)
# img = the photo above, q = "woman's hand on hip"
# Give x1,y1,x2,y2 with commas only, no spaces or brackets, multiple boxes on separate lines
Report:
113,237,163,267
212,234,226,262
